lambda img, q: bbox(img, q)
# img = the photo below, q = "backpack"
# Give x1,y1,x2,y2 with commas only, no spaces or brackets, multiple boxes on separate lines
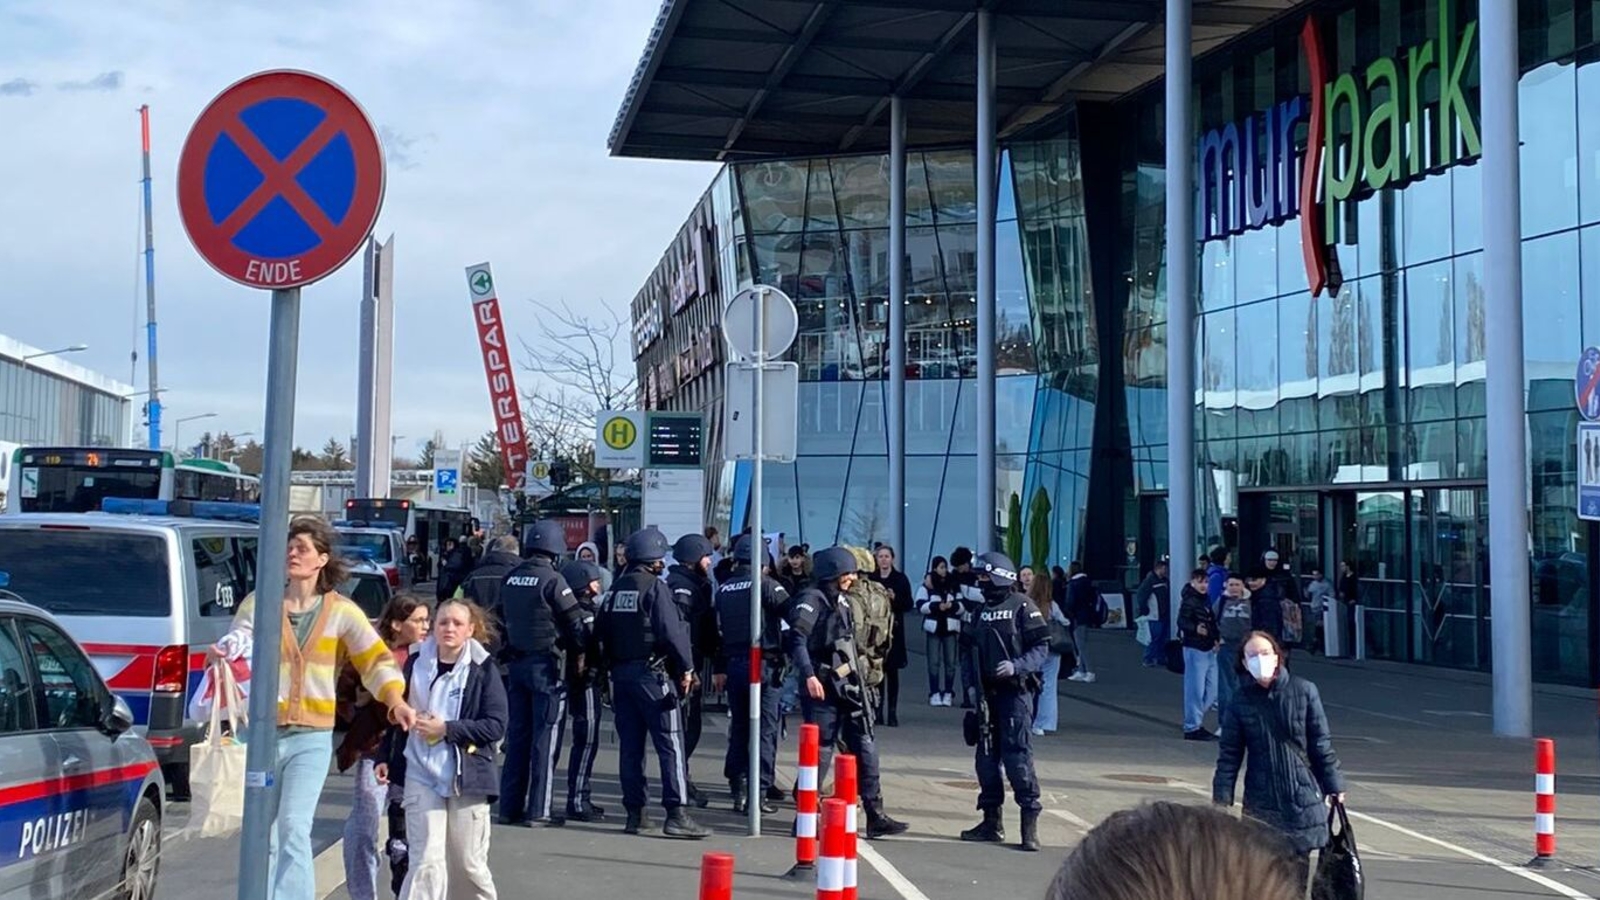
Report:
1280,598,1303,643
845,548,893,688
1218,596,1255,645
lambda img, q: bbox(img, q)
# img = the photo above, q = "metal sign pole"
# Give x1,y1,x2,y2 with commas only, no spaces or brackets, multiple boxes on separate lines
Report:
238,287,302,900
748,286,766,837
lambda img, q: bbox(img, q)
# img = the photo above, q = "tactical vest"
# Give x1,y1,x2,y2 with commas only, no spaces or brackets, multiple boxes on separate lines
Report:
598,569,661,664
972,594,1036,689
714,569,784,654
501,558,562,657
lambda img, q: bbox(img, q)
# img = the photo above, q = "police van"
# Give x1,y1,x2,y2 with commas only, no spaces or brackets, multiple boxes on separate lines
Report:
0,499,259,799
0,579,164,900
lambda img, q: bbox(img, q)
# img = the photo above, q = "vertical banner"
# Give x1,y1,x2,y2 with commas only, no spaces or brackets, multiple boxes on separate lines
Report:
465,262,529,489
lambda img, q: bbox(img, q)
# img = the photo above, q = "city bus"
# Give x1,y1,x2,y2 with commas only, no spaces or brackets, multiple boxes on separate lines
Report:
343,497,476,581
5,446,262,513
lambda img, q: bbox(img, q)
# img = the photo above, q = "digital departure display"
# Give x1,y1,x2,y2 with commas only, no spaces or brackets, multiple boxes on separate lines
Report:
647,414,704,468
24,448,162,468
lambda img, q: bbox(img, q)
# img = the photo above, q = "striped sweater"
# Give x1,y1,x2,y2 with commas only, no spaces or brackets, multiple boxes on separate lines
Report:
228,592,405,730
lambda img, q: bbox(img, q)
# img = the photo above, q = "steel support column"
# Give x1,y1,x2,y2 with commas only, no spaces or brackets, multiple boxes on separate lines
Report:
975,8,997,554
889,95,908,560
1481,0,1532,738
1165,0,1196,573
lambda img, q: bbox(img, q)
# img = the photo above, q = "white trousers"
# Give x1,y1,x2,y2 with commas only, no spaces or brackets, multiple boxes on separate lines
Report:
398,781,497,900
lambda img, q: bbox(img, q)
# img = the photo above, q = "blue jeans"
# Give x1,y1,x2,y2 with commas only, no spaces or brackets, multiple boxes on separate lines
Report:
1034,652,1062,732
1072,625,1091,675
1143,621,1169,665
925,632,958,695
343,757,386,900
1182,648,1218,732
267,729,334,900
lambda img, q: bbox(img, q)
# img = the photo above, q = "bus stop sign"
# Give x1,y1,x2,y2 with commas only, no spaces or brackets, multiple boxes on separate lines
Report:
177,70,386,289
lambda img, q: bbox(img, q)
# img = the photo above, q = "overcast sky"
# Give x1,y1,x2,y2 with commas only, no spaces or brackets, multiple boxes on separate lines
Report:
0,0,714,459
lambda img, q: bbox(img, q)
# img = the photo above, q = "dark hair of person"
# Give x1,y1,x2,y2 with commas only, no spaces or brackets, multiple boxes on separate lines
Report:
436,597,500,647
1046,802,1303,900
1067,560,1083,578
950,546,973,568
1189,567,1207,582
1209,545,1231,565
289,516,348,594
1235,630,1289,676
378,594,430,646
1247,564,1271,581
1226,571,1246,584
1051,565,1067,581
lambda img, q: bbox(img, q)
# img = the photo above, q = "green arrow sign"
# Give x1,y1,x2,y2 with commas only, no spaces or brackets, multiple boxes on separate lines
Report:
471,271,493,295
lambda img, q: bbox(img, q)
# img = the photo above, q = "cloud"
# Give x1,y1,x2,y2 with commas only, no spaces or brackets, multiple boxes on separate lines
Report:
56,70,122,92
379,125,427,171
0,78,37,96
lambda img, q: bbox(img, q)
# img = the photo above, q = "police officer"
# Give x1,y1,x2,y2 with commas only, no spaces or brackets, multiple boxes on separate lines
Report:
559,559,607,822
959,551,1048,852
711,534,788,814
462,533,524,650
595,527,711,839
667,532,716,808
786,546,909,838
497,520,591,827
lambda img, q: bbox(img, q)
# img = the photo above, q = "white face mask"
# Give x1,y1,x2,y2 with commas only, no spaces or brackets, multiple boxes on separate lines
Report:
1245,653,1278,682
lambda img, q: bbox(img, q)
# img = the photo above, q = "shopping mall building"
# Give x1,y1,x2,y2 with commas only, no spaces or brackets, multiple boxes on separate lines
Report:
616,0,1599,698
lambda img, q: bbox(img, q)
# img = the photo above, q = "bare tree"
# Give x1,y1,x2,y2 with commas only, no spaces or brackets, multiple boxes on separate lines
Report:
520,300,638,519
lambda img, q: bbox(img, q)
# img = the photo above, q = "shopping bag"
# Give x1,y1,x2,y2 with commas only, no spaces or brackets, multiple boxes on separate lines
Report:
1312,800,1364,900
183,660,249,840
1134,616,1153,647
186,631,252,722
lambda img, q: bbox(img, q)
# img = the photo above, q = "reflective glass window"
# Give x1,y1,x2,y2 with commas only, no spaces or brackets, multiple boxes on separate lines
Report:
805,159,840,232
1405,421,1457,481
794,456,850,547
996,220,1036,371
761,462,803,544
739,161,807,232
1520,59,1579,237
905,380,963,454
1524,231,1582,411
1356,279,1390,427
1200,238,1234,311
1405,261,1455,422
838,456,891,547
1401,173,1451,266
1235,299,1278,429
997,150,1018,222
1454,251,1487,417
903,457,945,577
1579,55,1600,225
1457,417,1487,480
1452,155,1483,254
830,155,890,229
925,151,976,224
996,375,1039,456
796,383,864,455
1234,226,1278,304
1582,226,1600,350
1202,308,1237,420
905,153,936,227
1278,291,1317,434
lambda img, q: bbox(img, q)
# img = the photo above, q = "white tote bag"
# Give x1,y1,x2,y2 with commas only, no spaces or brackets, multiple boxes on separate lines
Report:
183,660,249,840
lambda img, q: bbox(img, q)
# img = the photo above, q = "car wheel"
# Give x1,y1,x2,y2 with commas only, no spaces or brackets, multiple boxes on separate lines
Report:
163,763,190,802
120,796,161,900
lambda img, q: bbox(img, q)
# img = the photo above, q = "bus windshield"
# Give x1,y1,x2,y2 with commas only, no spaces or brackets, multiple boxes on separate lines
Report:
12,448,166,513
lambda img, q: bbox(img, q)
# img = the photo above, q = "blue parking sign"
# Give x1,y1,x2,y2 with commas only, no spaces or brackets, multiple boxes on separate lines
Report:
435,468,458,494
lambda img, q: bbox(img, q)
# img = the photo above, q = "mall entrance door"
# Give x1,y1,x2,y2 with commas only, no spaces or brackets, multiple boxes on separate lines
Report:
1323,486,1489,671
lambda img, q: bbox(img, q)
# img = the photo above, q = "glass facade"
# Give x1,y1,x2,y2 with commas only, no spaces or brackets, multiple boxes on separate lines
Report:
632,0,1600,685
0,353,131,447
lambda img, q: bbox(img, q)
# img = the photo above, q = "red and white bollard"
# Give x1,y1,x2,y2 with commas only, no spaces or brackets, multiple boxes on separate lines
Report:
699,853,734,900
816,799,847,900
791,723,821,873
834,754,859,900
1535,738,1556,861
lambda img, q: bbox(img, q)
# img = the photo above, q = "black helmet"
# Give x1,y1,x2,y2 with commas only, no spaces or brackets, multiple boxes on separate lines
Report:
625,527,671,563
673,533,715,566
731,533,771,565
522,520,567,559
812,546,859,582
975,551,1019,588
560,561,604,594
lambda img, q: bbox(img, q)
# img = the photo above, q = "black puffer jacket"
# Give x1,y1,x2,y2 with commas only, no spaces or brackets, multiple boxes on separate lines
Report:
1212,667,1345,853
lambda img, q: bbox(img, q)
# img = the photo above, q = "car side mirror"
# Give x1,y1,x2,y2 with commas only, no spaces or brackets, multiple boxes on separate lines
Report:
104,695,135,736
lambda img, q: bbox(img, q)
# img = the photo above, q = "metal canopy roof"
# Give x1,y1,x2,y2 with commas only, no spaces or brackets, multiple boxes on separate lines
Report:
609,0,1307,162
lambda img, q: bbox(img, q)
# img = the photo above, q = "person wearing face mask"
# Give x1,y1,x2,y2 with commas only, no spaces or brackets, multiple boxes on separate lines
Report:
1213,631,1348,887
667,533,718,808
959,552,1050,852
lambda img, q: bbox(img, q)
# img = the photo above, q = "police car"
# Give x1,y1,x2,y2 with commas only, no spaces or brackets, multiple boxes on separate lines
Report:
0,499,259,799
0,575,164,900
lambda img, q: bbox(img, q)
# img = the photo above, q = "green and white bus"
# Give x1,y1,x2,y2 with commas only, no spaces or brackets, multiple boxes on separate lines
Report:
5,446,261,514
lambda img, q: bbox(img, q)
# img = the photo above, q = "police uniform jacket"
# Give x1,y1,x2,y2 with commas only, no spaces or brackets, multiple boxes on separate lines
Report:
710,567,790,673
498,557,589,662
783,585,855,687
970,593,1051,694
597,565,696,679
666,564,716,668
462,549,524,646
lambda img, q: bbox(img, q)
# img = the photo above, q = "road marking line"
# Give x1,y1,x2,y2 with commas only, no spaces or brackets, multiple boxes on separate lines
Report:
857,841,934,900
1173,783,1595,900
1047,807,1092,831
314,838,346,900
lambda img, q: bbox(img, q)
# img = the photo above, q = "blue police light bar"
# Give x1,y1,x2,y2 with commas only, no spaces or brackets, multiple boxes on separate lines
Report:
0,572,9,589
337,545,378,560
100,498,262,523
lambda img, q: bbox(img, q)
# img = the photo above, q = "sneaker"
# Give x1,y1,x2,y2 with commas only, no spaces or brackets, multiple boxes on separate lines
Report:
1183,729,1218,742
1083,672,1097,683
943,692,955,707
1067,672,1087,683
1030,727,1045,736
930,693,942,707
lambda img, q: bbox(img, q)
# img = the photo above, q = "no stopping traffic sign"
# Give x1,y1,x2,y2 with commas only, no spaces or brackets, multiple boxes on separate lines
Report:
177,70,385,289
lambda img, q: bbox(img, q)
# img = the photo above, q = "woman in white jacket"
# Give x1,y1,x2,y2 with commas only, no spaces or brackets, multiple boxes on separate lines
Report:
915,556,962,707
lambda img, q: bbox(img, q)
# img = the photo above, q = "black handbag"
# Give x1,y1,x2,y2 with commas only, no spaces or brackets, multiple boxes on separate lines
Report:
1312,800,1364,900
1048,621,1078,674
1164,640,1185,674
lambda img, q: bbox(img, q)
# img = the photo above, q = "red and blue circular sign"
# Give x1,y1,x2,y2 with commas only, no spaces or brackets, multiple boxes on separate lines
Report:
1578,347,1600,421
177,70,385,290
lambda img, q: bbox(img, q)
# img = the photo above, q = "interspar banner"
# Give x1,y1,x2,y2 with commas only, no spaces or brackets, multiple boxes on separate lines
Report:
465,262,529,489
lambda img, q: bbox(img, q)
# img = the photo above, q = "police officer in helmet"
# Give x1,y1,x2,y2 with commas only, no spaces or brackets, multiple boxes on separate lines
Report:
667,532,717,808
595,527,711,839
497,520,591,827
785,546,909,838
960,551,1049,851
559,559,607,822
712,533,788,815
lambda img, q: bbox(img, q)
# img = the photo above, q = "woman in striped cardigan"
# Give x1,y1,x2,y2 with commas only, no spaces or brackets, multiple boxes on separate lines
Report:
215,516,419,900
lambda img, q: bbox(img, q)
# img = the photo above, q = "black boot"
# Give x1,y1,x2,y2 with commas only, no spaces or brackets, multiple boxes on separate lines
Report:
766,785,786,803
663,808,711,840
566,801,605,822
624,808,654,835
731,779,747,815
960,808,1005,843
687,779,710,809
1019,809,1040,852
864,800,909,838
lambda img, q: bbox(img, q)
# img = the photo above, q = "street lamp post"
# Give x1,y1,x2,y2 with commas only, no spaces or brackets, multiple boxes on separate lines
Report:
172,413,217,456
19,344,89,371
